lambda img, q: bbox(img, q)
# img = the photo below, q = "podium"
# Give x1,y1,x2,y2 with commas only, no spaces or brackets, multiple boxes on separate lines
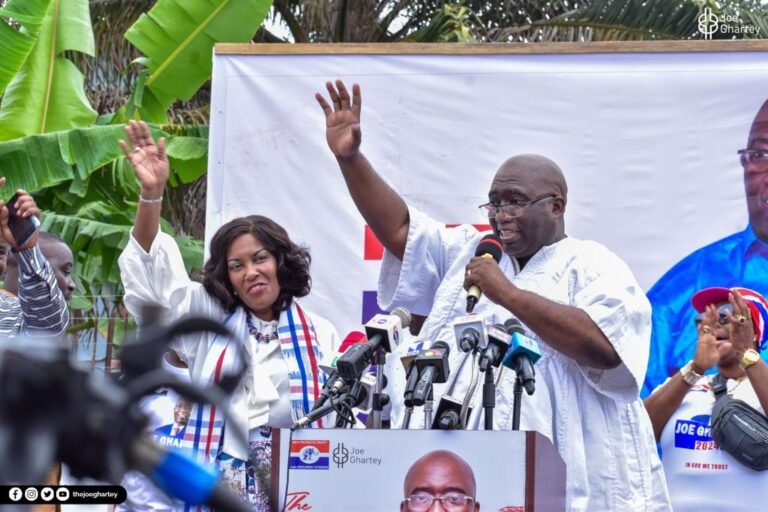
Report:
270,429,565,511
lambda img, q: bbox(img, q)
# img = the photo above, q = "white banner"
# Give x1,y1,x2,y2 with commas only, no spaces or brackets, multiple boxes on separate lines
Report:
206,46,767,338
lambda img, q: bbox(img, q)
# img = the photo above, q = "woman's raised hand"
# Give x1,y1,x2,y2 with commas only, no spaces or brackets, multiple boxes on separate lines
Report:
118,120,168,199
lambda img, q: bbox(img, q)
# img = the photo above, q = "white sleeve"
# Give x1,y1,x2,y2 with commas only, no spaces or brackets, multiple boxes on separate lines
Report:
118,229,220,363
377,206,477,316
571,246,652,403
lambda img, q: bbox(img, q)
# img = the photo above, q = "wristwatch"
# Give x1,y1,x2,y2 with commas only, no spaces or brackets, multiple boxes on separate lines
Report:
742,349,761,369
680,361,703,386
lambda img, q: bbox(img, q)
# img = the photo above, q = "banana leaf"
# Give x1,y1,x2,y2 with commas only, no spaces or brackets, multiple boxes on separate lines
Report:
0,0,52,96
0,123,208,199
123,0,273,116
0,0,96,140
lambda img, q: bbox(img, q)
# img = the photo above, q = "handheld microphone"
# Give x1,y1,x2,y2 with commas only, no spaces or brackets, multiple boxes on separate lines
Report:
501,319,541,395
466,234,503,313
337,308,411,382
432,394,470,430
131,437,249,512
411,341,451,407
479,323,512,372
452,314,487,353
313,332,367,412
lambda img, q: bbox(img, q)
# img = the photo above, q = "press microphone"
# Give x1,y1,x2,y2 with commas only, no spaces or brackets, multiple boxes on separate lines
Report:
401,341,427,408
131,437,249,512
290,381,368,430
432,394,470,430
411,341,451,407
452,314,487,353
313,332,367,412
466,234,503,313
501,319,541,395
337,308,411,382
479,323,512,372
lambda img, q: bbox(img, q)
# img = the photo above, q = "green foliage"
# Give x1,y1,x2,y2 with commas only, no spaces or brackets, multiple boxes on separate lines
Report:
122,0,273,120
0,0,51,96
0,0,96,139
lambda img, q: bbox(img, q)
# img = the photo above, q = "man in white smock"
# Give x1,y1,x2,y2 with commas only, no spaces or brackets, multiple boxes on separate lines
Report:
315,80,671,512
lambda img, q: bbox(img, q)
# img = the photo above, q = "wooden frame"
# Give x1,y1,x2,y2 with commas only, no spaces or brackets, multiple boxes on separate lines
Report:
215,40,768,55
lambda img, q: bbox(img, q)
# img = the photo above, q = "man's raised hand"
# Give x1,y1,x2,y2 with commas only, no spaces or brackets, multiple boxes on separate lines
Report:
315,80,362,160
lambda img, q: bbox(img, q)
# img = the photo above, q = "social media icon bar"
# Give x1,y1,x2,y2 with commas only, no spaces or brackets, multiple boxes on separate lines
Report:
0,485,126,504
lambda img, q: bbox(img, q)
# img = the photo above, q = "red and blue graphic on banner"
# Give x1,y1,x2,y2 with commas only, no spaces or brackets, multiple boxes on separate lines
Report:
289,440,330,470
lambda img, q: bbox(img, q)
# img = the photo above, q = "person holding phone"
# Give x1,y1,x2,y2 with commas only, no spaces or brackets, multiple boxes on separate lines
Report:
0,178,68,337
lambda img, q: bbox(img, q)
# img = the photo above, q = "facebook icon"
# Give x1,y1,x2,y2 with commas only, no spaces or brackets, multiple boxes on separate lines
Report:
8,487,22,502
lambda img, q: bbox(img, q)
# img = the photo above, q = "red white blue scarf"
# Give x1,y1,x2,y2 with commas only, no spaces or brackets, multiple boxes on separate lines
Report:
182,302,324,465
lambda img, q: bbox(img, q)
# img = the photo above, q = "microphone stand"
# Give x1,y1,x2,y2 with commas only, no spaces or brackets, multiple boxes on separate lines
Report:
423,387,434,429
334,381,364,428
511,374,523,431
482,366,495,430
371,348,387,429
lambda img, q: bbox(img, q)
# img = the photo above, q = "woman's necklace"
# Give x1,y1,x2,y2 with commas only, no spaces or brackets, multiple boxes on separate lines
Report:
245,313,278,343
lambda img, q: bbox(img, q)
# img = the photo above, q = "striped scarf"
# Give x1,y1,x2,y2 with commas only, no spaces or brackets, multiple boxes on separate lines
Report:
182,302,324,465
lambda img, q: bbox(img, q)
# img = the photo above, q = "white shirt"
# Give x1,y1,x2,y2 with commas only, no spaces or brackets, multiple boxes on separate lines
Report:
378,206,671,512
660,375,768,512
119,230,340,460
245,316,293,428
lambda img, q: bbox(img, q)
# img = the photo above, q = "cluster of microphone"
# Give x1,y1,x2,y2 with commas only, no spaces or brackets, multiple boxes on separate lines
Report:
292,233,542,433
291,308,411,430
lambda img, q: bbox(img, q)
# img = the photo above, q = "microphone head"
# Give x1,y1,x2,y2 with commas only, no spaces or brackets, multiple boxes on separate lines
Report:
475,234,503,262
503,318,524,335
429,340,451,355
390,307,412,329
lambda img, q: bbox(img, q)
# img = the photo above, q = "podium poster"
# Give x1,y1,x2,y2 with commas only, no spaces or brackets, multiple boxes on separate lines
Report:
271,429,565,511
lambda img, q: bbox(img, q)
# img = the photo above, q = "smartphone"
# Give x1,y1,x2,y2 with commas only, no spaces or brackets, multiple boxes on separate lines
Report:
6,192,40,247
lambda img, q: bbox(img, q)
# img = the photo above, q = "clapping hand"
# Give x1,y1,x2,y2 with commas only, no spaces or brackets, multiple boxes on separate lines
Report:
692,304,724,373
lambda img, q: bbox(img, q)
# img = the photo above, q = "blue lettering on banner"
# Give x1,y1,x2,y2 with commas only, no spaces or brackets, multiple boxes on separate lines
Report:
674,418,712,449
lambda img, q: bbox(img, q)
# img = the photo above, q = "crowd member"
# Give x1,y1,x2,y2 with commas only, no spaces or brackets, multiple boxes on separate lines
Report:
117,120,339,510
646,98,768,396
401,450,479,512
4,231,76,302
0,178,68,337
645,287,768,511
315,80,670,511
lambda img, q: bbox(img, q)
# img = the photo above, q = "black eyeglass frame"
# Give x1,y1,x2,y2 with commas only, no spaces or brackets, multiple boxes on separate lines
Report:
478,193,559,219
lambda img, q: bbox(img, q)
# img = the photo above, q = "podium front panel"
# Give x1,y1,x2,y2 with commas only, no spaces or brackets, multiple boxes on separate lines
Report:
272,429,537,511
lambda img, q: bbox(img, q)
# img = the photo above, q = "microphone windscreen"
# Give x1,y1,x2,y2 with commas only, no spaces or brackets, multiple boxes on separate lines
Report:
475,234,503,262
391,307,412,329
430,340,451,355
339,331,366,352
503,318,524,335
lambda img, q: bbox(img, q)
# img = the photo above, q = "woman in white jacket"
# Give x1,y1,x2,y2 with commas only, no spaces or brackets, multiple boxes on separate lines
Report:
117,120,339,509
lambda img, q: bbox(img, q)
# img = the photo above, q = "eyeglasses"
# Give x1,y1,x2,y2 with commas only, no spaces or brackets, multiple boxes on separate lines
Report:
738,149,768,171
694,303,734,326
403,492,475,511
478,194,558,219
